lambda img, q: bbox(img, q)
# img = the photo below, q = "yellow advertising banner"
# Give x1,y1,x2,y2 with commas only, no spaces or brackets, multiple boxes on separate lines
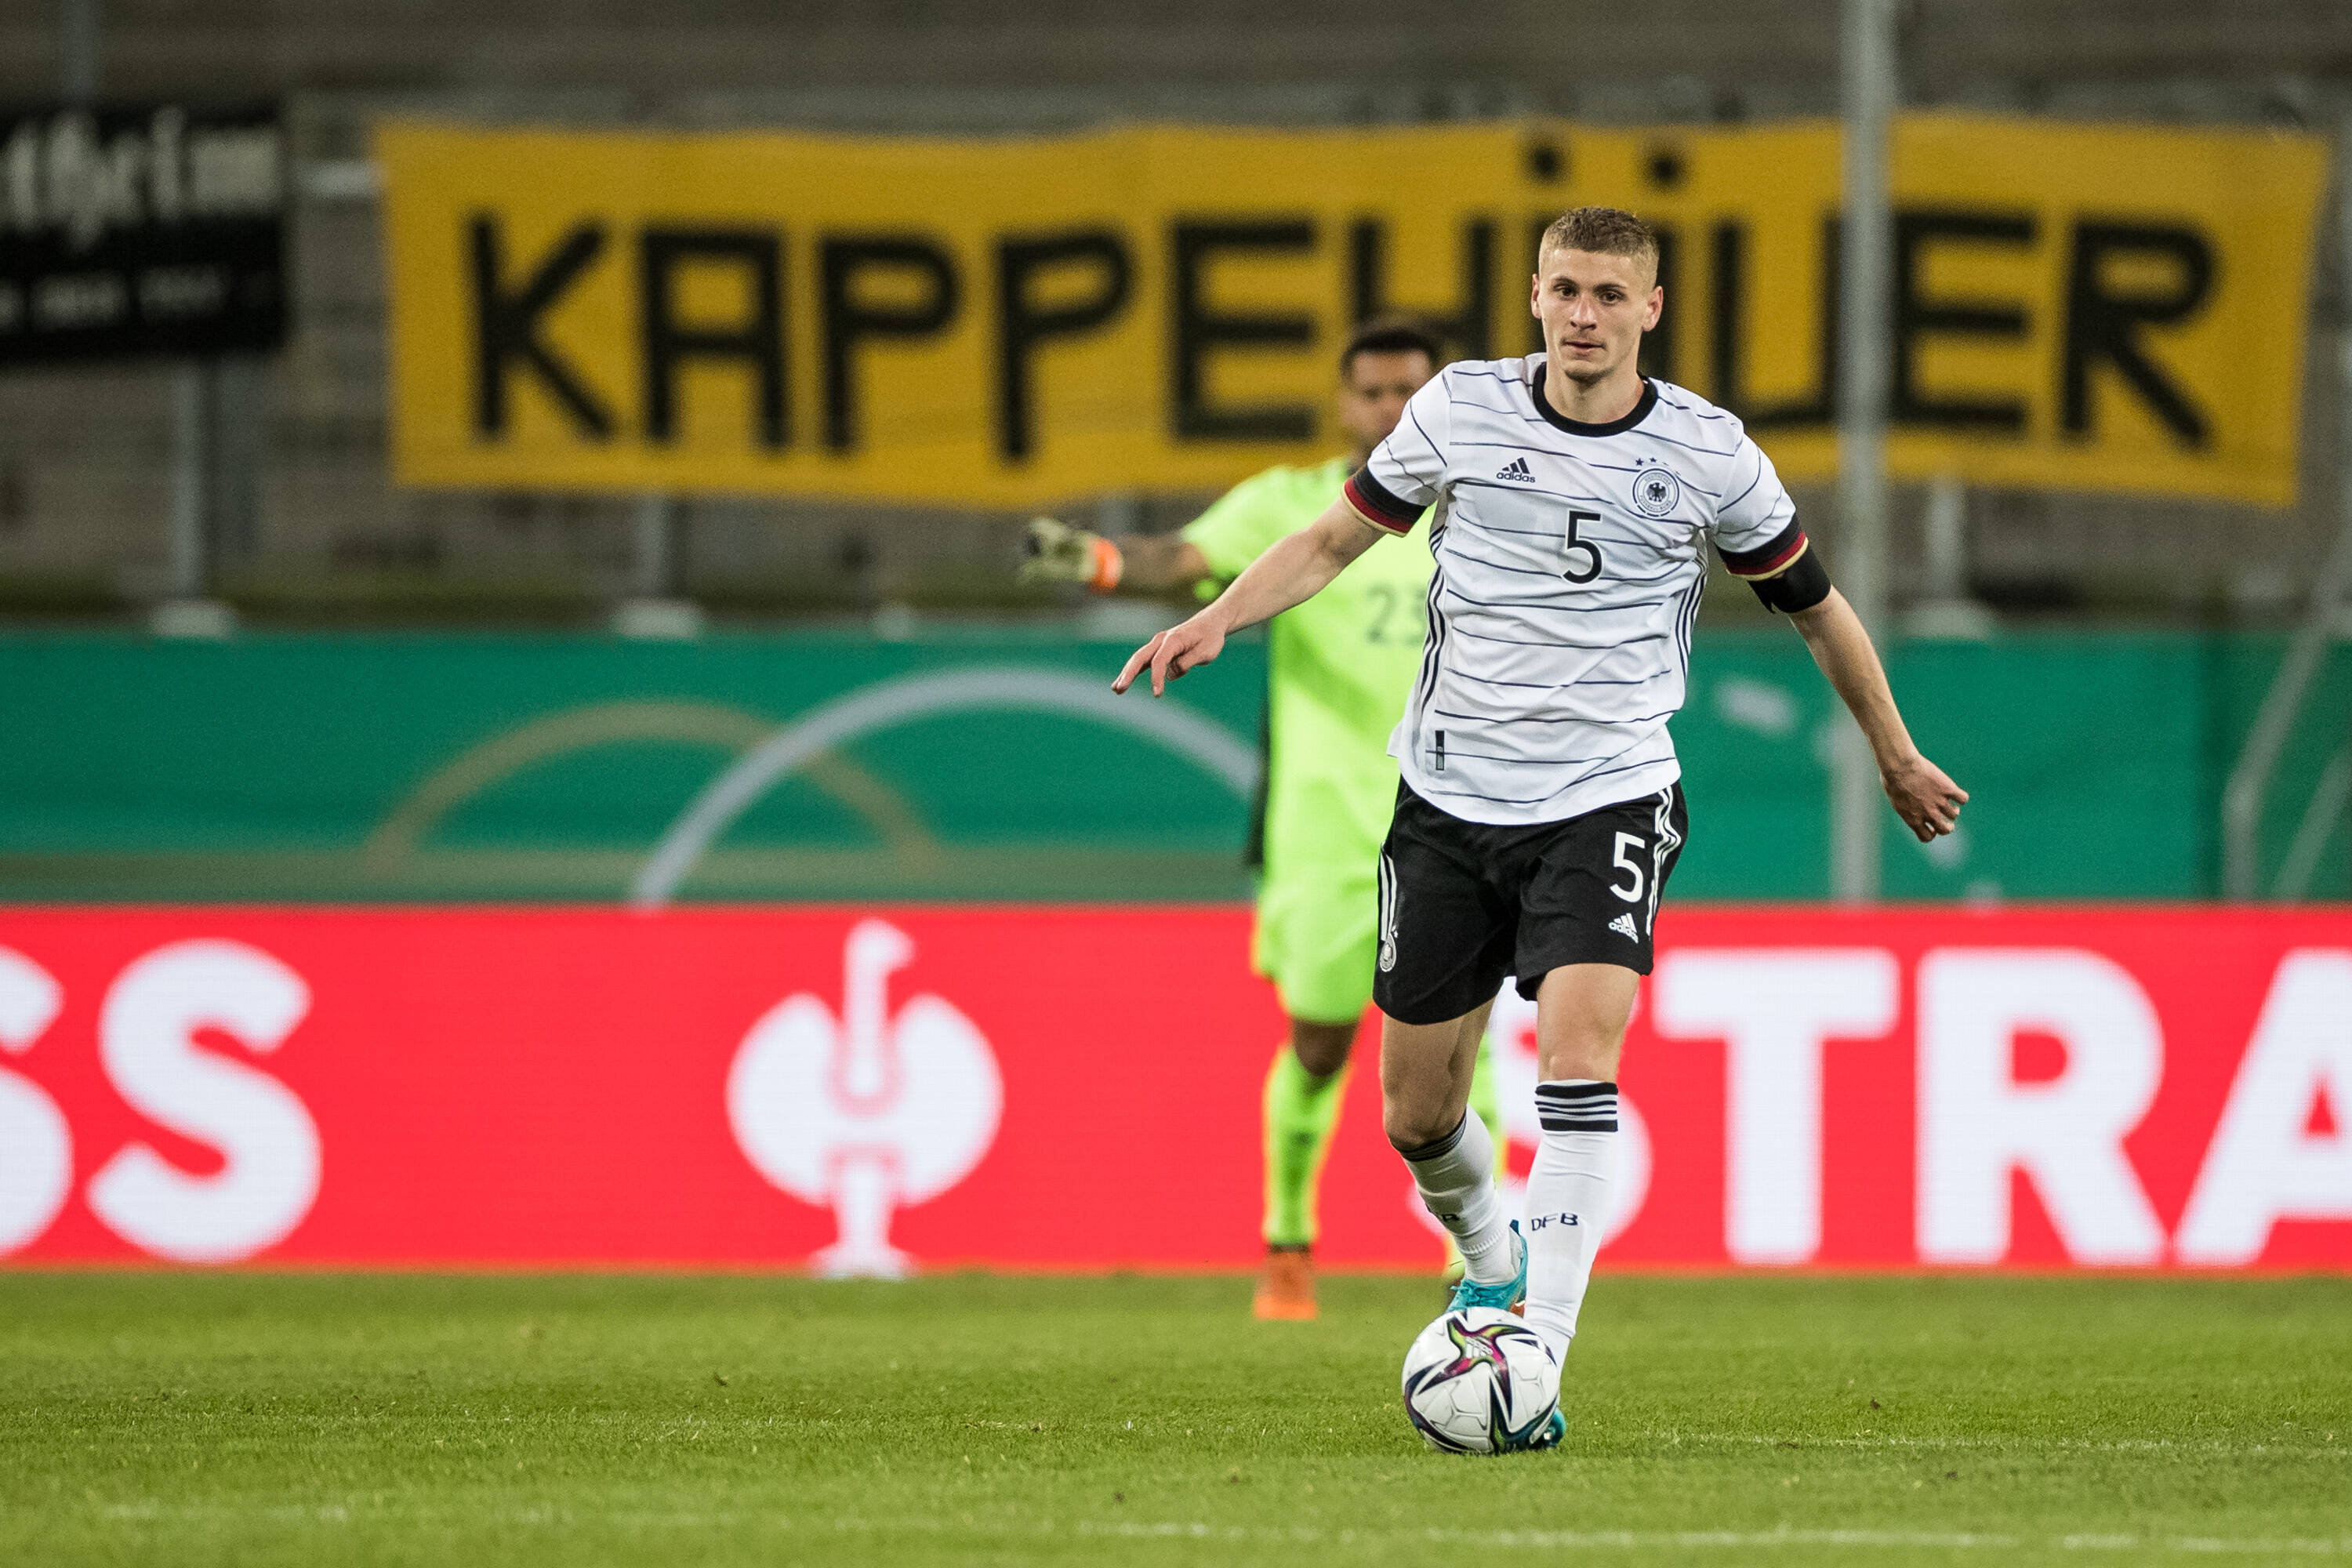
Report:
378,115,2326,508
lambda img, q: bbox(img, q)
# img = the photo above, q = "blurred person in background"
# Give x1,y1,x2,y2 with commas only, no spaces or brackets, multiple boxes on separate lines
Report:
1024,318,1503,1319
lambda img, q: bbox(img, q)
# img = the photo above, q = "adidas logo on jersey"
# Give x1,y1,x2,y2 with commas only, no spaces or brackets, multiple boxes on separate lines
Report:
1495,457,1535,482
1609,913,1640,942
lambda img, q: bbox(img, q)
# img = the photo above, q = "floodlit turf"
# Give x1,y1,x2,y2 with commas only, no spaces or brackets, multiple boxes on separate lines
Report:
2,1272,2347,1566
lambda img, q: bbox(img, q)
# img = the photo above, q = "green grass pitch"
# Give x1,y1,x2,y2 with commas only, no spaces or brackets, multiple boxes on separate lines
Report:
3,1271,2347,1566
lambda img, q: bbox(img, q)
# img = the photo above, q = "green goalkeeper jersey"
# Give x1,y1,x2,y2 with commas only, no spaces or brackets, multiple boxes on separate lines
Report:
1182,456,1436,883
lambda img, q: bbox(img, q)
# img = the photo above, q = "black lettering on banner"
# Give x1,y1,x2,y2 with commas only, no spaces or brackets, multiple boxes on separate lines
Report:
1893,209,2034,433
1711,215,1838,430
637,227,786,449
468,214,614,440
821,235,961,452
1519,219,1675,379
1349,217,1494,358
996,230,1133,463
1170,220,1316,441
2062,221,2214,448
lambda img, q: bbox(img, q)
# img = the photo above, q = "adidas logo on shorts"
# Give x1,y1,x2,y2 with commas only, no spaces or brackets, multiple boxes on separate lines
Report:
1609,913,1640,942
1496,457,1535,482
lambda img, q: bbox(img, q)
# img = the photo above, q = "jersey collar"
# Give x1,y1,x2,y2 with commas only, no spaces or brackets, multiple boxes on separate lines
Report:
1529,362,1657,437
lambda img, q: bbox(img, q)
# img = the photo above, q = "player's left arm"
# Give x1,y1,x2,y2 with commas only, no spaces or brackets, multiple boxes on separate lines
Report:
1787,589,1968,843
1714,432,1965,842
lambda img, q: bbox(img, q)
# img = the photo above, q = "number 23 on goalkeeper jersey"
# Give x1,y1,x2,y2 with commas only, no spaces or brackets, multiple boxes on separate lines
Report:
1181,456,1437,879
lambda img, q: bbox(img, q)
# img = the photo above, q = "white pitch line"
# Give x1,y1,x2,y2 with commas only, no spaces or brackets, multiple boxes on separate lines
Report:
1665,1432,2350,1461
92,1504,2352,1556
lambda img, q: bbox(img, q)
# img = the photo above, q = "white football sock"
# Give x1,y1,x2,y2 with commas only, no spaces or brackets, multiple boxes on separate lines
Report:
1396,1111,1515,1285
1523,1080,1617,1363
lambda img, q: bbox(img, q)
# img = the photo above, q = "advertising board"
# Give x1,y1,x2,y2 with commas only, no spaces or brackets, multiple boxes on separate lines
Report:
0,104,286,364
1,906,2344,1272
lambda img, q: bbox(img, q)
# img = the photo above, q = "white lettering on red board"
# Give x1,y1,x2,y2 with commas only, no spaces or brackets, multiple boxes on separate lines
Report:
1915,948,2168,1265
0,948,71,1253
0,939,321,1264
84,941,321,1263
2176,949,2352,1265
1650,945,2349,1266
1654,949,1900,1265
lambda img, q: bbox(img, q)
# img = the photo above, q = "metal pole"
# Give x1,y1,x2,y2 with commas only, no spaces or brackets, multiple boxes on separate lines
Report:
60,0,98,103
613,492,704,638
1831,0,1896,905
165,365,209,600
151,361,234,637
2222,111,2352,898
632,492,676,599
1922,474,1964,601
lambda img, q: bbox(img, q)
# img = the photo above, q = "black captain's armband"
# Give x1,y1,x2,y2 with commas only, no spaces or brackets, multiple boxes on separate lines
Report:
1720,519,1832,615
1750,548,1831,613
1343,467,1427,535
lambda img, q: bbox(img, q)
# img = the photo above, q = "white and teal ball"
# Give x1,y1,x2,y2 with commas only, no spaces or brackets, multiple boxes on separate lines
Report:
1399,1308,1559,1454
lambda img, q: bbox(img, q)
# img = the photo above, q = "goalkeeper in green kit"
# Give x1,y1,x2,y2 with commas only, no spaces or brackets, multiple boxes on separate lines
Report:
1025,318,1501,1319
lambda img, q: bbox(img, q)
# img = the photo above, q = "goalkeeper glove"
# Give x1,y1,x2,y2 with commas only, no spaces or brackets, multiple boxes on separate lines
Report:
1022,516,1123,592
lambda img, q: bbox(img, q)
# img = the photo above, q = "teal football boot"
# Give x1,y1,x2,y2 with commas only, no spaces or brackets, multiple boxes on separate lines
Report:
1523,1407,1567,1450
1445,1220,1527,1313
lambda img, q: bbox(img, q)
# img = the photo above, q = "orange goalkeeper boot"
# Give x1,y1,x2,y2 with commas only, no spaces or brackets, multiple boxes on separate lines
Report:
1253,1247,1317,1321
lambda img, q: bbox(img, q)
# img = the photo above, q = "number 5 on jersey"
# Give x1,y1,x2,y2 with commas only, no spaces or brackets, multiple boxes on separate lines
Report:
1563,509,1602,584
1610,831,1646,902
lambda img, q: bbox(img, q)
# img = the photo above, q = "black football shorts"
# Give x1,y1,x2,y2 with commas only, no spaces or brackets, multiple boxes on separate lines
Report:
1373,779,1689,1025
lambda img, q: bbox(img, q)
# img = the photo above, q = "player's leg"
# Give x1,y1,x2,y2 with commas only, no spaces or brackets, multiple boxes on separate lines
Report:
1521,962,1639,1362
1371,786,1521,1290
1252,869,1376,1319
1256,1013,1356,1320
1467,1030,1504,1167
1515,784,1688,1364
1440,1022,1509,1286
1381,998,1518,1288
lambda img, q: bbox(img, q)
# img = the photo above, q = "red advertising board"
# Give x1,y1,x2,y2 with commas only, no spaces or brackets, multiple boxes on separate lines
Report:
0,906,2346,1272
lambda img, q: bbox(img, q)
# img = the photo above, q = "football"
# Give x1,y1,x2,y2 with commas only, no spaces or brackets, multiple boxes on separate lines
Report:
1399,1307,1561,1454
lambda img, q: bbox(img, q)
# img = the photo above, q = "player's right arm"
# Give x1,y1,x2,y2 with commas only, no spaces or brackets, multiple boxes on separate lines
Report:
1112,501,1385,697
1116,373,1450,696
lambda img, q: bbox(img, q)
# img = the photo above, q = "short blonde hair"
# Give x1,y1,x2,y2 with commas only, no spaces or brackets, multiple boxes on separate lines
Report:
1537,207,1660,280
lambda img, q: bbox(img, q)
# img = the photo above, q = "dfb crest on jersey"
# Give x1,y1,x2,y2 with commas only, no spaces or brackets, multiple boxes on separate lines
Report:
1631,465,1684,518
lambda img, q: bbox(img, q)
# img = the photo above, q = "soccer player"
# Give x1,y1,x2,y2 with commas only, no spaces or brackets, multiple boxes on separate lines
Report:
1115,208,1965,1432
1025,318,1503,1321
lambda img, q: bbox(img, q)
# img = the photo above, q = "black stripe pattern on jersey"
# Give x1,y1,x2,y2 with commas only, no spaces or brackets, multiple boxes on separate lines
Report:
1535,1080,1619,1134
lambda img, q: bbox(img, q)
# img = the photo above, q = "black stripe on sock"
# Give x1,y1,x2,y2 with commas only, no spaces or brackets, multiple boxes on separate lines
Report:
1536,1081,1619,1102
1396,1113,1469,1163
1539,1116,1619,1133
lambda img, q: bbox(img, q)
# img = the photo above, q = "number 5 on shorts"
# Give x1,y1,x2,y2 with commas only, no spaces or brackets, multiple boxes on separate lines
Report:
1610,832,1646,902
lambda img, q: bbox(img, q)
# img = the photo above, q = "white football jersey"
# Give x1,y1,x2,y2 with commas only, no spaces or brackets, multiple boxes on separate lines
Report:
1343,355,1807,828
